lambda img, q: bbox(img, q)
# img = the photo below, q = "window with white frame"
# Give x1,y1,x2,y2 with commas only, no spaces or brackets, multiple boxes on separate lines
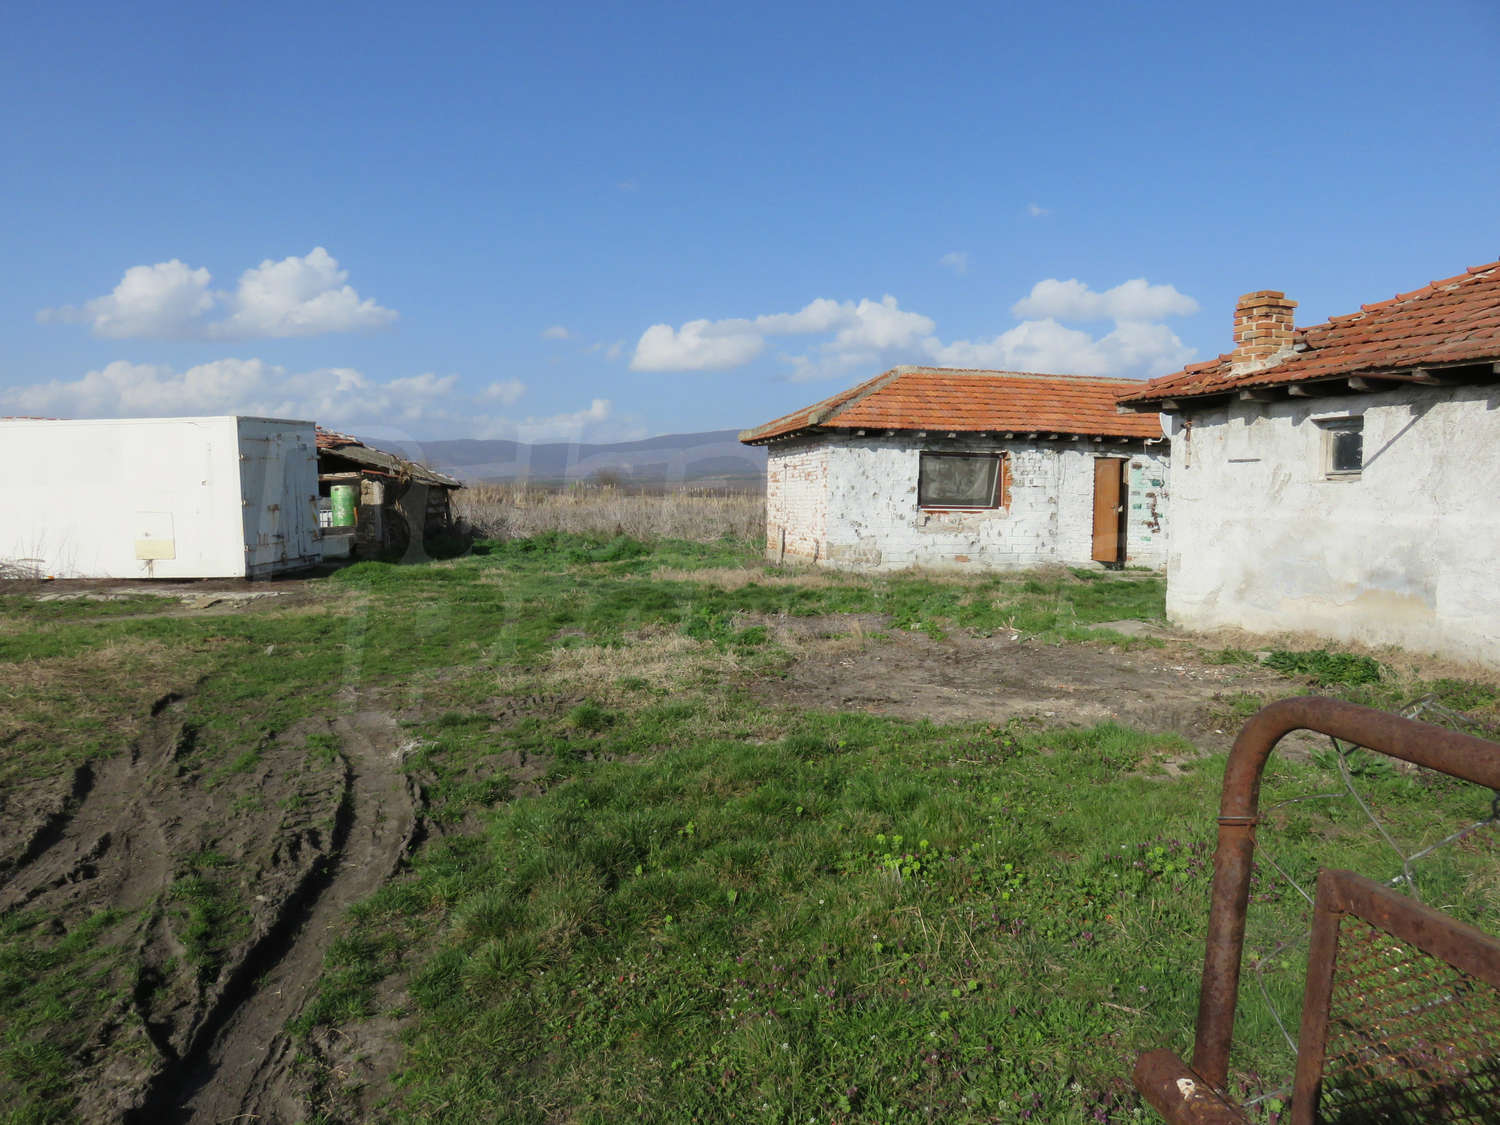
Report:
1319,417,1364,478
917,451,1006,508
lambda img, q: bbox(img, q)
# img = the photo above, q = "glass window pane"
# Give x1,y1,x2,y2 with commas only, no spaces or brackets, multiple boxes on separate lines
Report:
1331,426,1363,473
919,453,1000,507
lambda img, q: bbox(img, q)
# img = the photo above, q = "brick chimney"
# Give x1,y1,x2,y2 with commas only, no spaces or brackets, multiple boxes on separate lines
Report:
1231,290,1297,372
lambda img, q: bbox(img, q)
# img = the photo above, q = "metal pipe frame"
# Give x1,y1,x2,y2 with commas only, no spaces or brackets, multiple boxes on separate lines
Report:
1134,695,1500,1120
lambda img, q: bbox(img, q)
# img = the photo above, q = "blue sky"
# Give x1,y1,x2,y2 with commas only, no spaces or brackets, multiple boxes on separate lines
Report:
3,0,1497,449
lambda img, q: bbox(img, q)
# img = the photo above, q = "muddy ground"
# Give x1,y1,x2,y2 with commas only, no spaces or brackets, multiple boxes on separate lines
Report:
0,684,422,1124
2,597,1313,1122
754,615,1292,749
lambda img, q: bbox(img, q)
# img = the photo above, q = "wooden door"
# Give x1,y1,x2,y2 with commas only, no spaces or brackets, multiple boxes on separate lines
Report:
1091,458,1128,564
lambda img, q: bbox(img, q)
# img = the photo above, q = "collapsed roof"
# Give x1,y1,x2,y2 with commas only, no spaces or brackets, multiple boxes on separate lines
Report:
315,427,462,489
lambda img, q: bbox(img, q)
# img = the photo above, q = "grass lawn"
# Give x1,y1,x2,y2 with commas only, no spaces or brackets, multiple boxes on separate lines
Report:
2,535,1498,1123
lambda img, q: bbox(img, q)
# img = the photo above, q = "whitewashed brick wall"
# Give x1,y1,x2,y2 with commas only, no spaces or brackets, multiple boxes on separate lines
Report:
763,433,1169,571
765,439,830,561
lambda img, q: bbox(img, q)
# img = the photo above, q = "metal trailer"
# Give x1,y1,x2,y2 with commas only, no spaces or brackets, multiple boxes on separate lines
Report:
0,416,323,579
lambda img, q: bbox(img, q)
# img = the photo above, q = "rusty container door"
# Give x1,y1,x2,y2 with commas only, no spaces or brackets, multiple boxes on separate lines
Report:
1091,457,1128,564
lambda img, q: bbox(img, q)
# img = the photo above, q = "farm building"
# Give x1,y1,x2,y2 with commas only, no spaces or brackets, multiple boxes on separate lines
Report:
0,415,323,579
739,366,1169,571
315,428,462,559
1118,260,1500,666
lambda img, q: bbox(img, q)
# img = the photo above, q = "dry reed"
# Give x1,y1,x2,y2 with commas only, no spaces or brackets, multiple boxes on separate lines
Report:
455,482,764,543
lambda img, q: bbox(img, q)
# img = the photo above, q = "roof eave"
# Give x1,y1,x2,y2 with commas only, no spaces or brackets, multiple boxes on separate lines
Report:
1120,357,1500,412
746,423,1161,444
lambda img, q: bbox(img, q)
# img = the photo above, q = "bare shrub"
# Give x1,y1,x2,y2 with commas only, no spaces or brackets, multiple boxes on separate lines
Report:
455,482,765,544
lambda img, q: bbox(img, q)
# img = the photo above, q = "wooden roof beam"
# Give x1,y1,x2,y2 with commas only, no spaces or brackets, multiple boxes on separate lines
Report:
1409,368,1468,385
1239,388,1280,402
1351,372,1453,389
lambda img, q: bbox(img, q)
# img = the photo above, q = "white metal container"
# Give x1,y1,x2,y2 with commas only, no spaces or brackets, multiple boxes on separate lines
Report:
0,416,323,579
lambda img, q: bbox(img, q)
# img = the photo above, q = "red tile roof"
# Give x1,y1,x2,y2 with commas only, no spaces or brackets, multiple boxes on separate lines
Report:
1118,261,1500,408
315,425,361,450
740,367,1164,444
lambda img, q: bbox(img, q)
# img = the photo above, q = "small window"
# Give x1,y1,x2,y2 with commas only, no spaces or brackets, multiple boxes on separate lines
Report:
918,452,1005,508
1321,418,1364,478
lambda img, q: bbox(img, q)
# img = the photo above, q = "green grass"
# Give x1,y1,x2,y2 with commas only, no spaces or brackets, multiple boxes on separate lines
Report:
1263,649,1383,686
170,850,247,984
302,708,1500,1123
0,908,135,1121
4,533,1497,1123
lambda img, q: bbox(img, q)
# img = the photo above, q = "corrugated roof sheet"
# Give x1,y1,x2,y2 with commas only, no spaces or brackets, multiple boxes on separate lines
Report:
739,366,1163,444
1119,261,1500,407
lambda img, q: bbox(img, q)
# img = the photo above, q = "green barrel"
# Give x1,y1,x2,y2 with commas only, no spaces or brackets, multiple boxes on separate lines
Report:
330,483,358,528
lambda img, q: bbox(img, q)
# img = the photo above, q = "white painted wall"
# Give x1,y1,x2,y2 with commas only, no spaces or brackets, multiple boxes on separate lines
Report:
0,416,321,579
1165,384,1500,666
764,433,1169,571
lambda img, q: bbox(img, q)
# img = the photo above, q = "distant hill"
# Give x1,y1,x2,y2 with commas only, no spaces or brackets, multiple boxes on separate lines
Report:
412,429,766,487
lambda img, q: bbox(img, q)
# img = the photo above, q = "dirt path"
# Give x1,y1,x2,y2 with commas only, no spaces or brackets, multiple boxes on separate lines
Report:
0,682,422,1124
145,706,422,1124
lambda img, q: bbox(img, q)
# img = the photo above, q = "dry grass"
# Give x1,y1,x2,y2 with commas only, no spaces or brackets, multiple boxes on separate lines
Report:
0,637,202,783
0,637,187,705
648,565,860,590
540,626,750,703
455,482,764,543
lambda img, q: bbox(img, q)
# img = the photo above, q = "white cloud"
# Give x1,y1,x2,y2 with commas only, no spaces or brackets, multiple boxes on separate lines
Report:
386,371,458,397
529,396,611,434
0,361,634,444
214,248,396,338
542,324,569,341
470,398,621,442
0,359,461,431
632,319,767,372
37,260,215,338
37,248,396,340
482,378,526,405
939,251,969,276
1026,203,1051,217
632,296,934,376
1011,277,1199,322
926,319,1194,378
629,276,1197,383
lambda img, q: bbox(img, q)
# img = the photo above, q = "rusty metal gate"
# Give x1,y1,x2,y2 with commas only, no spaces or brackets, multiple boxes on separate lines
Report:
1134,696,1500,1124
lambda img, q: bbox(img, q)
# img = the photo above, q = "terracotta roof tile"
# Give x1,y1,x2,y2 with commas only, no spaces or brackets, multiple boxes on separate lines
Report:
315,425,361,450
740,367,1163,444
1119,260,1500,407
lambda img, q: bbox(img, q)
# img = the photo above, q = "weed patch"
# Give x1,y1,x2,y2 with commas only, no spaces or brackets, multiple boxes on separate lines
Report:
1264,648,1383,686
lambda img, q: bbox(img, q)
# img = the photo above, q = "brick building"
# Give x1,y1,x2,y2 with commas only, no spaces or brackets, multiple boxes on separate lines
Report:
739,366,1169,571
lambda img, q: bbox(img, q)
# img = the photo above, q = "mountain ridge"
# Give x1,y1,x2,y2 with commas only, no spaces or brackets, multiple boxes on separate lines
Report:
386,428,767,485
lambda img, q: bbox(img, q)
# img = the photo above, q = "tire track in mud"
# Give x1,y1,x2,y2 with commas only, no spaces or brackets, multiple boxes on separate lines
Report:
0,698,179,919
144,706,422,1124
